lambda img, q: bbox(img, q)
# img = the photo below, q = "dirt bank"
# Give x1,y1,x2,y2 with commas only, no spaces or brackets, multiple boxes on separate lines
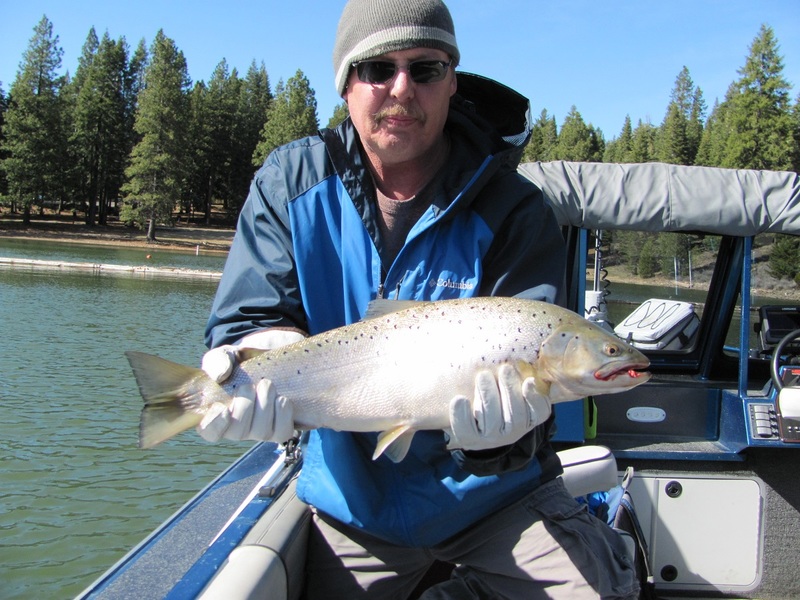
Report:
0,214,234,254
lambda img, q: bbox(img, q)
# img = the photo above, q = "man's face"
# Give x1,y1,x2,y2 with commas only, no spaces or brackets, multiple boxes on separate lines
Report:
343,48,457,170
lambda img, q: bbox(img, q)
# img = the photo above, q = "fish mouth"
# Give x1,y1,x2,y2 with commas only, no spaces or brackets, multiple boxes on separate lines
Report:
594,362,651,382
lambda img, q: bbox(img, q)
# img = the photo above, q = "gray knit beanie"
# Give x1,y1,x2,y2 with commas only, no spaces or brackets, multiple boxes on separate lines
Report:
333,0,460,95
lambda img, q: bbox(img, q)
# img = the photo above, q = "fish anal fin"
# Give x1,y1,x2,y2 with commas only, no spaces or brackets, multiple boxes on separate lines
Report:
374,425,416,462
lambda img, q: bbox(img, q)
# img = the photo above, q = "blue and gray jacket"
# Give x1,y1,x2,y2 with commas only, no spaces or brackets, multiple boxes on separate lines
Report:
206,73,566,547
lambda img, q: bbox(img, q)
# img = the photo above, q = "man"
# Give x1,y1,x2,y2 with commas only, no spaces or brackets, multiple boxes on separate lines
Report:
199,1,638,598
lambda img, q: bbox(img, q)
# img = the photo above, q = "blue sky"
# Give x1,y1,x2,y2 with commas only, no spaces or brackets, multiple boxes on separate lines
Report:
1,0,799,139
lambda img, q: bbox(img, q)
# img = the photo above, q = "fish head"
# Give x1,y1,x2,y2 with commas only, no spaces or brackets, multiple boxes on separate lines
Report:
536,319,651,402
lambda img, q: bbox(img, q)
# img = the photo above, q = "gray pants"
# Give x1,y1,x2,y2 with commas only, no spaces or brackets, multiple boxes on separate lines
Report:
303,478,639,600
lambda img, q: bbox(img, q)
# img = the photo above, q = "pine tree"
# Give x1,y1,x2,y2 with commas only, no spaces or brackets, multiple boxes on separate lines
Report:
768,234,800,281
657,103,691,165
695,98,728,166
720,25,794,170
253,69,318,165
185,80,211,220
228,61,272,215
790,92,800,173
124,39,148,142
688,86,707,161
71,31,130,225
327,102,349,128
523,109,558,162
0,83,8,199
657,67,705,165
1,16,66,223
604,115,633,162
553,106,603,162
630,119,657,162
120,30,190,241
188,60,240,221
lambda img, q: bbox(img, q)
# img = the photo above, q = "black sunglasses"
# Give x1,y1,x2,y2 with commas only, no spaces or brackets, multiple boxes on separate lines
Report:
352,59,453,85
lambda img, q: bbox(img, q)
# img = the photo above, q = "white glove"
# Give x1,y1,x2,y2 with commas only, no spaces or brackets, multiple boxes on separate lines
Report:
447,363,552,452
197,329,305,443
201,329,306,383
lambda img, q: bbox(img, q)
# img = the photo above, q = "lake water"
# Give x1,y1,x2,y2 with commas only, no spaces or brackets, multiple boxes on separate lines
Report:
0,237,226,271
0,240,247,600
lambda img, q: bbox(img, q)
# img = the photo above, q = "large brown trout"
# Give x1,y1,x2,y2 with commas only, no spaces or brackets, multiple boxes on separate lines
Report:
127,297,650,461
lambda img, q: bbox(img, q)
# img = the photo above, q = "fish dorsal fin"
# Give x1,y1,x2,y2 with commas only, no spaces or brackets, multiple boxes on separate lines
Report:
374,425,416,462
362,299,429,321
236,347,270,362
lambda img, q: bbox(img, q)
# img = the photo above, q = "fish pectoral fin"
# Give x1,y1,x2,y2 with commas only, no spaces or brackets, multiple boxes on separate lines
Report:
514,360,537,380
374,425,416,462
514,360,552,397
533,377,552,398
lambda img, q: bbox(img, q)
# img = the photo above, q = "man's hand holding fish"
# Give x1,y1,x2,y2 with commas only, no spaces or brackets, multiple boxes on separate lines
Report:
447,364,551,452
197,328,305,443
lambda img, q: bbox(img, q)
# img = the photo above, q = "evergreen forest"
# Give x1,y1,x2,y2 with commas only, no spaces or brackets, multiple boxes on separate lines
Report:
1,17,799,282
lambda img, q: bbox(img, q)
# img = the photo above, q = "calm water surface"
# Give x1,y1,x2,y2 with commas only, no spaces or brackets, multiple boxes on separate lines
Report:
0,243,244,600
0,237,227,271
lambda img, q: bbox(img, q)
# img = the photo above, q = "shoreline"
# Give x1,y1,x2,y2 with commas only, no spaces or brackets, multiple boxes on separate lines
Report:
0,256,222,279
0,221,234,254
2,218,800,301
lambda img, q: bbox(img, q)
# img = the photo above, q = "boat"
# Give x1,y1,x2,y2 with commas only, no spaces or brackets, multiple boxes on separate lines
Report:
77,161,800,599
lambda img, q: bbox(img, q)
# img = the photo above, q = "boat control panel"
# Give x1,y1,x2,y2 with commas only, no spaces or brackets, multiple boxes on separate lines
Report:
751,306,800,445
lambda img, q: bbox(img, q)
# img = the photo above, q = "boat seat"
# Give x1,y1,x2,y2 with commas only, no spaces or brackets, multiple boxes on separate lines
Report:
200,445,618,600
557,444,618,498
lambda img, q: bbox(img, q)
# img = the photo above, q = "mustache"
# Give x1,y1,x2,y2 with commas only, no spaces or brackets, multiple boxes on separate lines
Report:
374,105,425,123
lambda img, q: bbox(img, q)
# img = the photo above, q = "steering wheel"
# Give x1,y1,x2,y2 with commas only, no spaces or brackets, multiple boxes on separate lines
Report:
771,329,800,392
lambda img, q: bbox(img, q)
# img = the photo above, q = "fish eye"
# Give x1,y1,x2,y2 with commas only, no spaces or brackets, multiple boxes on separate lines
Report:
605,343,621,356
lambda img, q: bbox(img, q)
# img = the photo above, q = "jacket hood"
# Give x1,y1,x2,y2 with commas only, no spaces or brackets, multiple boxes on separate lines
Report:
449,72,532,168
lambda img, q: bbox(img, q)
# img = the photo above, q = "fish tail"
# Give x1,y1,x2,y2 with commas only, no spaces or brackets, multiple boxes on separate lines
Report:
125,351,211,449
